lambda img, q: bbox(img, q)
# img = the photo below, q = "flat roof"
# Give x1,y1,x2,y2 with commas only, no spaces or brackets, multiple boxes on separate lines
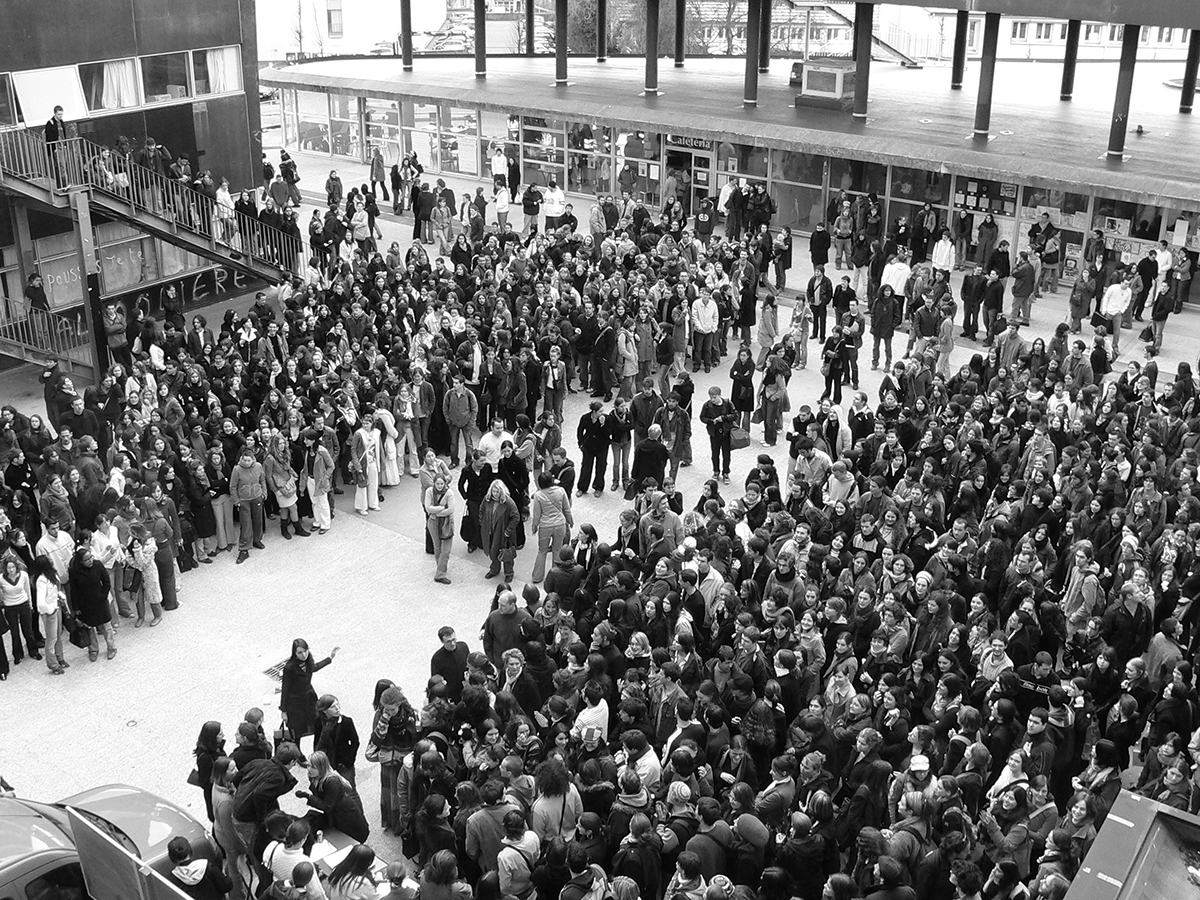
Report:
261,54,1200,210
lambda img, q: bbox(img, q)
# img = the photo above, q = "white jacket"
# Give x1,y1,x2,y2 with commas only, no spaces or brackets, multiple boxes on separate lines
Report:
543,187,566,218
691,297,719,334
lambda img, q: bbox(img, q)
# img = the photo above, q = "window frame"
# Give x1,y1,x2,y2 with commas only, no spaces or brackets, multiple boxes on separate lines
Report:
139,51,193,104
1083,23,1102,43
327,0,344,38
189,45,244,96
1011,21,1028,42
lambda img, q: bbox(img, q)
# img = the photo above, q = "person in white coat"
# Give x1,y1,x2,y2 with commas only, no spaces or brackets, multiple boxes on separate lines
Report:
351,412,382,516
494,179,511,230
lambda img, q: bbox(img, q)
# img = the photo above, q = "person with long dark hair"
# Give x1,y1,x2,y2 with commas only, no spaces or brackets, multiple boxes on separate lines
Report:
328,843,377,900
192,721,224,821
280,638,340,750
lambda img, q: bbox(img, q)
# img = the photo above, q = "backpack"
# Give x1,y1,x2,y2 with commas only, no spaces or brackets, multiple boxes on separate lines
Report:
893,822,934,878
577,865,612,900
655,330,674,364
260,881,303,900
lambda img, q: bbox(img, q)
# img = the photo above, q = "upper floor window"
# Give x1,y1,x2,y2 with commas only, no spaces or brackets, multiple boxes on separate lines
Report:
327,0,344,38
141,52,191,103
1011,22,1028,42
79,59,140,111
192,46,243,95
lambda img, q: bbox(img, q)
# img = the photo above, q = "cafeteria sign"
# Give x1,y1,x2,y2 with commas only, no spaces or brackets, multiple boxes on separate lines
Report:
666,134,715,152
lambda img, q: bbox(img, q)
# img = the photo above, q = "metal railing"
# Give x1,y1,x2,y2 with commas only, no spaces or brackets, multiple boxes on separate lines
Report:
0,306,92,362
0,132,304,280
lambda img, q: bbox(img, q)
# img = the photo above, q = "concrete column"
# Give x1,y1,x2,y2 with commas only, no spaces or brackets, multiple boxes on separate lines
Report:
1107,24,1139,158
474,0,487,77
973,12,1001,137
597,0,608,61
759,0,772,73
1060,19,1081,100
674,0,686,67
853,2,872,120
646,0,660,92
525,0,535,56
70,191,104,375
744,0,761,106
1181,29,1200,113
400,0,414,70
555,0,568,84
950,10,969,90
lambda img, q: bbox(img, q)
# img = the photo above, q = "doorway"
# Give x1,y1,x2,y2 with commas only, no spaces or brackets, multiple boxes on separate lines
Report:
665,148,711,218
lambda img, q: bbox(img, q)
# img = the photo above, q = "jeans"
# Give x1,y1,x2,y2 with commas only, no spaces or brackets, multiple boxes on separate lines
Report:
955,236,969,267
532,524,568,582
41,610,63,669
709,433,731,477
448,424,477,465
380,763,401,831
963,301,980,337
577,351,593,392
693,331,715,369
611,441,630,487
88,622,116,655
833,237,851,266
211,495,233,550
1153,318,1167,352
237,498,264,551
428,519,452,578
872,334,893,367
1010,293,1032,323
812,305,828,342
4,602,36,660
982,307,1000,343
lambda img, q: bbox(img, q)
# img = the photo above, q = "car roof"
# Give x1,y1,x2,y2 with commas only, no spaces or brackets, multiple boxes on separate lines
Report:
0,798,75,868
59,784,207,863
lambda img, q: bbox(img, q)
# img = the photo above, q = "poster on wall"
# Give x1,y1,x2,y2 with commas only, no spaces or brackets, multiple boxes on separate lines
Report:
1063,243,1082,277
1103,217,1131,237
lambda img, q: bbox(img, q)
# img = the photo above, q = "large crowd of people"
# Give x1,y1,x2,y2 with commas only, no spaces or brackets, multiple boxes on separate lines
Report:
5,135,1200,900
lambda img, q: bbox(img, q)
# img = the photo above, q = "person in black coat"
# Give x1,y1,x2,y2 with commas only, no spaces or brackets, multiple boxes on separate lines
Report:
280,638,339,750
68,545,116,661
314,695,361,786
299,750,369,843
809,222,831,268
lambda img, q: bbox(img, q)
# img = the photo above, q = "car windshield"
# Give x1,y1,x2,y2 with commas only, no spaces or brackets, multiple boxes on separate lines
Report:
0,800,74,867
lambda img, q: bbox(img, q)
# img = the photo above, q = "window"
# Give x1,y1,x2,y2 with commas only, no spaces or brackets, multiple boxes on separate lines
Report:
1140,27,1148,43
1059,23,1067,40
327,0,344,37
1109,24,1123,42
1160,28,1174,43
1034,23,1054,41
12,67,88,122
1011,22,1027,42
967,19,979,50
78,59,140,111
140,52,191,102
1084,24,1102,42
192,46,242,95
0,73,18,126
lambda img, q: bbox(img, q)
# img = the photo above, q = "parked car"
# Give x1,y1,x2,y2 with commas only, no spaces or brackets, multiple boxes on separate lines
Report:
0,784,216,900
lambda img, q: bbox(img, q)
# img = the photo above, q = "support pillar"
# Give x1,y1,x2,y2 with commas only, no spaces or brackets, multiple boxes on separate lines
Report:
597,0,608,61
950,10,968,89
555,0,568,84
853,2,872,119
674,0,686,67
70,191,104,375
1107,24,1139,158
744,0,761,106
474,0,487,78
759,0,772,73
1181,29,1200,113
1060,19,1081,100
973,12,1001,138
645,0,660,92
400,0,413,70
525,0,535,56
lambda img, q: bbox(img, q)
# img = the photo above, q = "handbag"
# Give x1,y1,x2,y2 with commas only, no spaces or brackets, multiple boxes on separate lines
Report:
187,767,203,787
122,566,142,594
750,405,765,425
1138,324,1154,342
730,426,751,450
820,361,830,377
498,547,517,563
1091,311,1110,329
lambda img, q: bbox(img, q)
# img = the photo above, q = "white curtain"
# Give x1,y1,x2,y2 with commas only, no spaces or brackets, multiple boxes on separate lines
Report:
206,47,242,94
101,59,139,109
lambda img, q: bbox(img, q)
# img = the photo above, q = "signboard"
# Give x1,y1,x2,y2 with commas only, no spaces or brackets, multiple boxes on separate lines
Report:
105,265,261,318
665,134,714,152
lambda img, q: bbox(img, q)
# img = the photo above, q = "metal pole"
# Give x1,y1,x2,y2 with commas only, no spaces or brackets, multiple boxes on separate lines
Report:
526,0,535,56
1060,19,1081,100
758,0,772,73
1181,29,1200,113
674,0,686,68
804,8,811,61
555,0,568,83
474,0,487,78
744,0,761,106
973,12,1000,137
646,0,661,92
400,0,413,70
597,0,608,61
1107,24,1139,157
853,3,872,120
951,10,969,90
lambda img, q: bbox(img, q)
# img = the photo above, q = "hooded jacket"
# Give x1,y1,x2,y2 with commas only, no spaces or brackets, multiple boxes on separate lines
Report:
170,858,233,900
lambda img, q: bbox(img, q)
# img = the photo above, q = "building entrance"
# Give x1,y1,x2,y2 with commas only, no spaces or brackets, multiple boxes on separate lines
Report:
664,137,715,218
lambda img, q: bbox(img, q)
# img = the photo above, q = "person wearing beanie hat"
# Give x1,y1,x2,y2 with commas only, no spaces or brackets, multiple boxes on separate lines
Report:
544,545,585,599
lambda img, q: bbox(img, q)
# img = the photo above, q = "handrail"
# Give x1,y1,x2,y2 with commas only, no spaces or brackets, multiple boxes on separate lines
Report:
0,131,302,281
1,306,91,361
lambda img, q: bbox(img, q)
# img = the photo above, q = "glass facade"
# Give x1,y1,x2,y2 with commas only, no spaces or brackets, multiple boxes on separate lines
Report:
274,85,1200,292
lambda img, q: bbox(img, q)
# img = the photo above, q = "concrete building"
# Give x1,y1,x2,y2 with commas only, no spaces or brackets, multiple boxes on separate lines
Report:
0,0,295,378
